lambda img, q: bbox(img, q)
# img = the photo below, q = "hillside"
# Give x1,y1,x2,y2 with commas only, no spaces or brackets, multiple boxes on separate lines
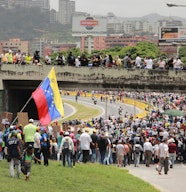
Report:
0,6,73,42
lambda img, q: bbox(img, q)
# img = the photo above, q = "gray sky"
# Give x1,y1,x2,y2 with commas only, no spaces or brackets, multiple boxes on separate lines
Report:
50,0,186,18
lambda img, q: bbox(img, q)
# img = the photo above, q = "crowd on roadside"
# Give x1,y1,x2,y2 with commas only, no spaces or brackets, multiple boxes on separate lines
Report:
0,49,185,70
0,91,185,180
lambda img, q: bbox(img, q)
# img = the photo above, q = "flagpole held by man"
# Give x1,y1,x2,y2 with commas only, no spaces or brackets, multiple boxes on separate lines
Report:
32,67,64,126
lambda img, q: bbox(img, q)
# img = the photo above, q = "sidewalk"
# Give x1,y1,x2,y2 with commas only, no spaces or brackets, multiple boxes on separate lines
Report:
125,163,186,192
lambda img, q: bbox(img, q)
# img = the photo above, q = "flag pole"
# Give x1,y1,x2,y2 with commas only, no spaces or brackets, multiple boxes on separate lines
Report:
11,67,54,125
11,95,33,125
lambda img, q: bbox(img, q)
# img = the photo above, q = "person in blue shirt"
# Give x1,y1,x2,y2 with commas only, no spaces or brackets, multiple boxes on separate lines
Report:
40,128,50,166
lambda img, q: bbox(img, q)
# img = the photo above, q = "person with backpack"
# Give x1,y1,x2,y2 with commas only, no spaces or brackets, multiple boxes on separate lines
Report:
59,131,74,167
50,137,58,160
133,141,143,167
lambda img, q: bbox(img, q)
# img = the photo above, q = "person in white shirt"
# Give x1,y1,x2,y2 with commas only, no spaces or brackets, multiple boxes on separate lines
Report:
34,127,41,164
135,54,142,68
116,140,124,167
45,53,51,65
59,132,74,167
153,138,160,170
143,138,153,167
173,57,183,70
158,138,169,175
145,57,153,69
158,58,166,70
75,56,81,67
79,129,93,163
133,141,143,167
162,130,169,140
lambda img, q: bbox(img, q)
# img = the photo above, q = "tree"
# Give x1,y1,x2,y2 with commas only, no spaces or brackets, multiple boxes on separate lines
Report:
178,46,186,66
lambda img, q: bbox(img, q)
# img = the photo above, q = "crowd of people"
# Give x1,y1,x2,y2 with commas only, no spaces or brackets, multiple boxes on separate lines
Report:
0,49,185,70
0,91,185,181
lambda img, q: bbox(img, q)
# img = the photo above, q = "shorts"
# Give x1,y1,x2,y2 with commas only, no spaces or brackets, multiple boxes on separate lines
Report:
117,154,124,161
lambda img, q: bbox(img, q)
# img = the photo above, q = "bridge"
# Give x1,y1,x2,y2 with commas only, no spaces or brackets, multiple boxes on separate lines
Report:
0,64,186,120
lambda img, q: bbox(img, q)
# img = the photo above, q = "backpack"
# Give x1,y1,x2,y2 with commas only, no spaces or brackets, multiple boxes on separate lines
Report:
63,138,69,150
135,145,141,154
52,145,55,154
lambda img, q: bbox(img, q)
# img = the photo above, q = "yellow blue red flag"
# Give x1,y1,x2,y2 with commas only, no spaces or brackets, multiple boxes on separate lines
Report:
32,67,64,125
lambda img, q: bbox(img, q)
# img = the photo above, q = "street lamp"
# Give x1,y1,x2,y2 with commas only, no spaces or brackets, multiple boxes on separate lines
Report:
105,95,108,119
166,2,186,7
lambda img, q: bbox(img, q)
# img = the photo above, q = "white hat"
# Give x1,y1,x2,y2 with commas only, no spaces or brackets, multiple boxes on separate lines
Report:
29,119,34,123
64,131,69,136
169,138,175,143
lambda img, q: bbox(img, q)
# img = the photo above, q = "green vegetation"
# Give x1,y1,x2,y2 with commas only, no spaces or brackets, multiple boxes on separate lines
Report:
62,100,100,121
0,160,160,192
178,46,186,67
50,42,163,62
91,42,161,59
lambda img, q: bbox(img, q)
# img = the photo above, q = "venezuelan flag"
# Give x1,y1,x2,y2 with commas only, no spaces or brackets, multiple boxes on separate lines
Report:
32,67,64,125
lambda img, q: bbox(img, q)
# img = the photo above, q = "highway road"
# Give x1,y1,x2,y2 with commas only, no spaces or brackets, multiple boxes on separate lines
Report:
63,95,142,120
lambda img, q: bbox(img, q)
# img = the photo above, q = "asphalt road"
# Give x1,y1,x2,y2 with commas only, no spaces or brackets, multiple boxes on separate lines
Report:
62,95,142,120
125,163,186,192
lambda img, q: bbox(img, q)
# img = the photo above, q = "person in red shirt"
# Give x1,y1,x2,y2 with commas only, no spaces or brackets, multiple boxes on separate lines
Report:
168,138,177,168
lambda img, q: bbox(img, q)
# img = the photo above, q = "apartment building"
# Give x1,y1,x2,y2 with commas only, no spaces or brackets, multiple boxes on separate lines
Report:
0,0,50,10
0,38,30,53
58,0,75,25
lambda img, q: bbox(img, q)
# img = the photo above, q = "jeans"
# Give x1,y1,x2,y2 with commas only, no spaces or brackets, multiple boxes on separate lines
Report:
103,151,110,165
123,155,127,166
34,148,41,164
91,148,97,163
169,153,176,167
0,151,3,160
100,150,106,164
41,147,49,166
10,158,21,178
62,149,72,167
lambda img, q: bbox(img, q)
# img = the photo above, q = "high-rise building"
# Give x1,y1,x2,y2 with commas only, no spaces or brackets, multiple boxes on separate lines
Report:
43,0,50,10
2,0,50,10
58,0,75,25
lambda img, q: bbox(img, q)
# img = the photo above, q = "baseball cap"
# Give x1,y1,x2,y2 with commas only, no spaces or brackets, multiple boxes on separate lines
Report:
29,119,34,123
64,131,69,136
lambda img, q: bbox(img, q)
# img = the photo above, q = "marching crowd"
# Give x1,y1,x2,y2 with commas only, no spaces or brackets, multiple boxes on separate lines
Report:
0,91,185,181
0,49,185,70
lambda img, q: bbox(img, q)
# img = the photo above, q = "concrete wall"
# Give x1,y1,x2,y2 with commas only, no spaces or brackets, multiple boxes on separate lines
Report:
0,64,186,92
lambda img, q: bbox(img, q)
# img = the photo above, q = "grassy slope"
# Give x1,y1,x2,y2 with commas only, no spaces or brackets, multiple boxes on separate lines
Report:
62,100,100,121
0,160,159,192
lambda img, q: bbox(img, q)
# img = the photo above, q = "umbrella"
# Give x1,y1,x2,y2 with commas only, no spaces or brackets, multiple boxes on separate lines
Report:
164,109,184,117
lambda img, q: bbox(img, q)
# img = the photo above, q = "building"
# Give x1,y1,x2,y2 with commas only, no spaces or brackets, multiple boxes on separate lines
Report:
42,42,76,56
80,35,154,52
58,0,75,25
0,0,50,10
0,38,30,53
50,9,57,23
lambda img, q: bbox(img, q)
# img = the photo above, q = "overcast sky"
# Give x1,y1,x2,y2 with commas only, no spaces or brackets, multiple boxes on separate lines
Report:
50,0,186,18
